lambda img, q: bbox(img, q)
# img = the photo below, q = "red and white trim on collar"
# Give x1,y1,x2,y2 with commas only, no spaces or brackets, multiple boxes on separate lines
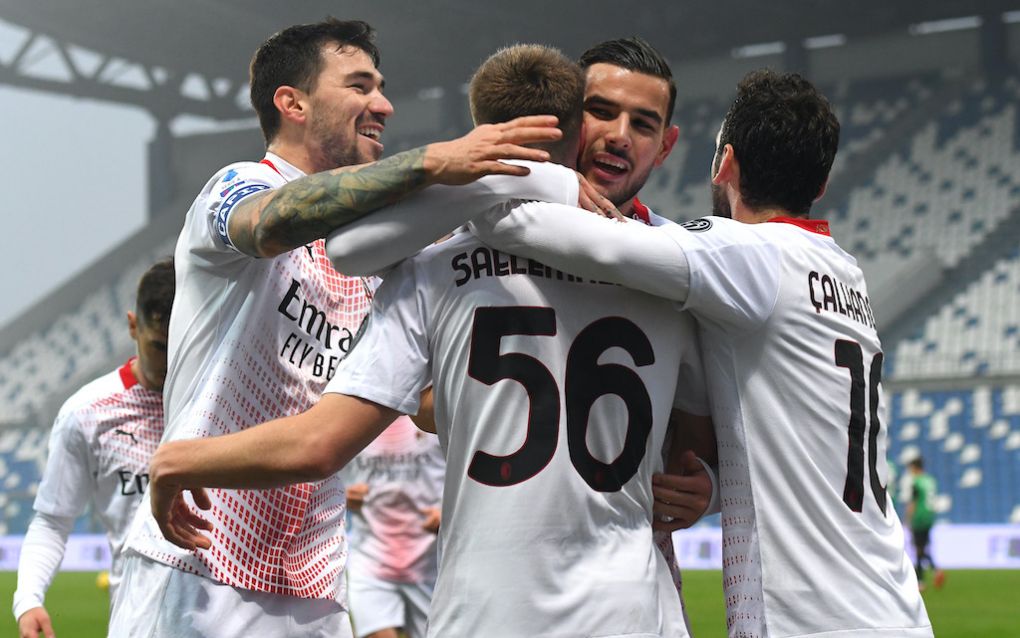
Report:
630,198,652,225
118,357,139,390
766,216,831,236
260,158,282,176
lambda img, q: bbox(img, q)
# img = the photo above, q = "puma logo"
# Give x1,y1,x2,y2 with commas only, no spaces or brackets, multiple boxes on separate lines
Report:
113,429,138,445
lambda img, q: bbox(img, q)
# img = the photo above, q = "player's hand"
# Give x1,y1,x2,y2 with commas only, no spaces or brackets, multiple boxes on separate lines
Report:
576,172,623,220
423,115,561,185
421,506,441,534
345,483,369,513
18,606,54,638
149,442,214,550
651,450,712,532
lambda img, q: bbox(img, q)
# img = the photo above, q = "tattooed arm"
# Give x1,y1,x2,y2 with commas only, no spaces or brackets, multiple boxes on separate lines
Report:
228,115,561,258
228,149,428,258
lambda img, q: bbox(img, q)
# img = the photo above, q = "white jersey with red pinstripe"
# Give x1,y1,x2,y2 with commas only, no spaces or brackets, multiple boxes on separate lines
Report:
32,359,162,595
125,152,374,603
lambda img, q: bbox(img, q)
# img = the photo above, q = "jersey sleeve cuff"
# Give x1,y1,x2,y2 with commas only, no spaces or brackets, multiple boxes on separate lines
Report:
324,379,421,416
12,595,44,623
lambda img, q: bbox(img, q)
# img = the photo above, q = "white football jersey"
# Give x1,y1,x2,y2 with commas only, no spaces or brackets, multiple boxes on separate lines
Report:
633,199,690,611
470,207,933,637
33,359,162,596
660,216,931,637
327,226,708,638
126,153,373,602
343,416,444,584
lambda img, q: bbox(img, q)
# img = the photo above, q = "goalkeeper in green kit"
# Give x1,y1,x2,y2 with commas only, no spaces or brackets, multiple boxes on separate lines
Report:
907,457,946,591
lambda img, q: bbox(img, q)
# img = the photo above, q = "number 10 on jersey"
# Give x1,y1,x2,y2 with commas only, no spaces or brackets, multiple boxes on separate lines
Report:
836,339,887,515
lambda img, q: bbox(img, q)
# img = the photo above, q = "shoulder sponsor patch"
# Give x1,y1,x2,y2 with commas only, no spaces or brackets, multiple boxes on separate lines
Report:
681,218,713,233
215,182,271,248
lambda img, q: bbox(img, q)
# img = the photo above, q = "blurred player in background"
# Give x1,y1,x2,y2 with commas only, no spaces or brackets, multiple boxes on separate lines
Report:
13,258,173,638
343,419,443,638
147,43,708,638
906,456,945,591
109,17,566,638
471,69,934,637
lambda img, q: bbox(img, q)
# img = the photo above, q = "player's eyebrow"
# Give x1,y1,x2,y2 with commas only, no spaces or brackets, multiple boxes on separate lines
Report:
584,95,663,125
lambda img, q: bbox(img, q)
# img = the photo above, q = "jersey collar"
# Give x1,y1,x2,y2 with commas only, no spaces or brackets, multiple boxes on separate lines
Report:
766,216,831,236
119,357,139,390
630,198,652,225
261,152,307,182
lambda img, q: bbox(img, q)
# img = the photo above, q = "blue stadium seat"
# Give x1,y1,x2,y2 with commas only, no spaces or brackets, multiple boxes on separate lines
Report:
888,386,1020,523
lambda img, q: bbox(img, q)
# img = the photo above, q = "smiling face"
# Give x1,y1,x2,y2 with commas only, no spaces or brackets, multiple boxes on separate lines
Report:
305,44,393,171
578,63,677,210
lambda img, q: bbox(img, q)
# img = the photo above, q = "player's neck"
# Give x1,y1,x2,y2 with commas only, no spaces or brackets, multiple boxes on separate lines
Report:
130,357,160,392
733,203,796,225
617,198,635,217
266,139,318,175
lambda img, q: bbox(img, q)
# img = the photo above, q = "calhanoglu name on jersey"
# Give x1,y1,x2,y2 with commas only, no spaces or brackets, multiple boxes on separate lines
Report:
807,270,876,329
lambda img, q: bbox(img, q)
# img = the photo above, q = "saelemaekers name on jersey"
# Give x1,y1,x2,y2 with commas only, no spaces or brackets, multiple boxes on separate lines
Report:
452,246,616,287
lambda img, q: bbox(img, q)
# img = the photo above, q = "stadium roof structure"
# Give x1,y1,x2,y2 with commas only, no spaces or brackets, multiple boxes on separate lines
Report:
0,0,1014,120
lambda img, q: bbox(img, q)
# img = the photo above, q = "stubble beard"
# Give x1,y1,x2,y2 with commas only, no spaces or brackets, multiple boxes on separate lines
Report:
309,114,363,171
711,182,731,218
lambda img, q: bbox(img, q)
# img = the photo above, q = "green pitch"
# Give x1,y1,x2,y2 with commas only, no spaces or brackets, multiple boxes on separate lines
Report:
3,570,1018,637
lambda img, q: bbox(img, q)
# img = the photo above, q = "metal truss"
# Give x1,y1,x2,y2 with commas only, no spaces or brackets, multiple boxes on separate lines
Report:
0,27,250,120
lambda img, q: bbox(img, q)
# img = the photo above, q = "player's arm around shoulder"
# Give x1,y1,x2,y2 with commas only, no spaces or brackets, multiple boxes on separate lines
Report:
470,201,690,302
226,116,560,259
663,217,783,331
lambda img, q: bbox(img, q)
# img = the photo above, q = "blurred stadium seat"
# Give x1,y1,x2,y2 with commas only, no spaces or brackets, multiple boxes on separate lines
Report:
888,386,1020,524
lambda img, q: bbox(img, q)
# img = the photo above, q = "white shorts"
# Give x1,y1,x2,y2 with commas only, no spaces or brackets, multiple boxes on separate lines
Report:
348,564,433,638
108,552,353,638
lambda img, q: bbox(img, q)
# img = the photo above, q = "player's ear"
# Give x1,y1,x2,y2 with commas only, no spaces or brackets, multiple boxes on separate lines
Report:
712,144,736,186
654,124,679,166
274,85,308,127
127,311,138,341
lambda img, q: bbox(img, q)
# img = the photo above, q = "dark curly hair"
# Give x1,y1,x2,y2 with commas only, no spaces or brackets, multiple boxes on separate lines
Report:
716,69,840,216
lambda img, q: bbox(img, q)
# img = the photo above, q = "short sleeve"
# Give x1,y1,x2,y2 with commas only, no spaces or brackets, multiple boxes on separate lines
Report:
184,163,279,259
325,257,432,415
32,408,94,518
658,217,782,333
